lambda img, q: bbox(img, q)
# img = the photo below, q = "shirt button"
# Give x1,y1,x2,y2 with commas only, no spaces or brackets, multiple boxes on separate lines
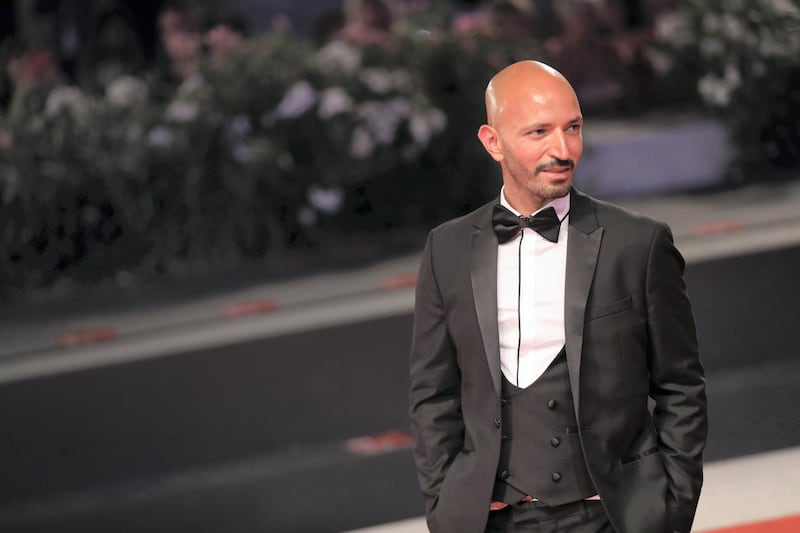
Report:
552,472,562,482
547,400,557,409
494,417,502,427
551,437,561,447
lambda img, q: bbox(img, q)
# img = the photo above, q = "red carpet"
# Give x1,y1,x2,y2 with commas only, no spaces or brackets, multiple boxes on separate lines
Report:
700,515,800,533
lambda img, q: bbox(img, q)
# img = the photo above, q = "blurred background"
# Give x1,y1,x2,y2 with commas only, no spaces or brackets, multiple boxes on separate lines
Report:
0,0,799,532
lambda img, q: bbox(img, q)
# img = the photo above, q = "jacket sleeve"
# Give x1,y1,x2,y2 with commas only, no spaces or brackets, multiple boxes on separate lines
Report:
408,230,464,529
645,223,708,533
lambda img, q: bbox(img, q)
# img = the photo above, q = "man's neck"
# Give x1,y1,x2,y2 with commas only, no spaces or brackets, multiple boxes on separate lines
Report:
500,187,570,218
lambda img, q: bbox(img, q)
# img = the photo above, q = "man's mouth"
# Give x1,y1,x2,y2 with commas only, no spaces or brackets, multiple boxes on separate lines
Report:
536,159,575,176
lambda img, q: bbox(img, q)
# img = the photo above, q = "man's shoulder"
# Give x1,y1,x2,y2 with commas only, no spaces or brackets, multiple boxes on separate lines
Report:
429,199,496,237
576,189,668,232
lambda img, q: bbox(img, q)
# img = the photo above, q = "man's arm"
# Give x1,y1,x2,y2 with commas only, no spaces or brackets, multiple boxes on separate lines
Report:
645,223,708,533
408,231,464,526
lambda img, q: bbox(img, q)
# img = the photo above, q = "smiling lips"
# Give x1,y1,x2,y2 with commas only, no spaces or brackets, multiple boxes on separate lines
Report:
536,159,575,176
540,166,573,177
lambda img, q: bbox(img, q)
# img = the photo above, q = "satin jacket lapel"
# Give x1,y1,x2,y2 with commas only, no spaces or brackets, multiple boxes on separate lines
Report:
470,205,501,397
565,189,603,417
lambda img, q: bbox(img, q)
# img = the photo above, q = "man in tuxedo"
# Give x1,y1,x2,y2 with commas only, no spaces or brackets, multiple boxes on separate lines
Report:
408,60,707,533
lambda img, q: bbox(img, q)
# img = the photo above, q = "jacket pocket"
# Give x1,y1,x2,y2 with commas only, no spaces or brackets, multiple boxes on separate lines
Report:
619,446,659,466
586,295,633,321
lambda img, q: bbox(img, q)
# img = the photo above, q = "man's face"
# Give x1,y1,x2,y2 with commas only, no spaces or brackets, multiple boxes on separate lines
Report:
492,78,583,210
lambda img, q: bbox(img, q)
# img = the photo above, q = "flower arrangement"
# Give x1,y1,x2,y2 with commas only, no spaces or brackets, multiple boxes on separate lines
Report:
3,2,796,298
651,0,800,177
0,30,455,296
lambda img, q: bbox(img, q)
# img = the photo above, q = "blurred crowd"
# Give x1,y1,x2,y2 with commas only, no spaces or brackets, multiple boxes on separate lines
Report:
1,0,687,118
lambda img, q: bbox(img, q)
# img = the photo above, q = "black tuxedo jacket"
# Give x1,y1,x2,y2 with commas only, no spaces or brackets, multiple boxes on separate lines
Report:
409,188,707,533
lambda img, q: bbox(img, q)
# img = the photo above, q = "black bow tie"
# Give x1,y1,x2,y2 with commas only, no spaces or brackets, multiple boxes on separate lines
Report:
492,204,562,244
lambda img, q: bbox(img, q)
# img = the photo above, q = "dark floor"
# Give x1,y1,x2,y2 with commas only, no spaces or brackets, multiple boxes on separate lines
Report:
0,246,798,533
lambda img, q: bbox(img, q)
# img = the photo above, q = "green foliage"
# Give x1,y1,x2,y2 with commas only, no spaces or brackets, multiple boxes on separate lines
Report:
4,3,796,298
1,31,540,297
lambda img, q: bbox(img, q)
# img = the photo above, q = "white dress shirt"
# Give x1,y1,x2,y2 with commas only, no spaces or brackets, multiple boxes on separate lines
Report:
497,189,570,388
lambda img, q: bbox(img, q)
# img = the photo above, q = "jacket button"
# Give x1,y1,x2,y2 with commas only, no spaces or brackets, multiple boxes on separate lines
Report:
550,437,560,447
494,417,502,427
547,400,557,409
552,472,562,482
499,470,510,480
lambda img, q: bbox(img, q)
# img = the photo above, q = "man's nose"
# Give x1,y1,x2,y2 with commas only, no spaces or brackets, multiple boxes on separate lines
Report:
548,131,570,160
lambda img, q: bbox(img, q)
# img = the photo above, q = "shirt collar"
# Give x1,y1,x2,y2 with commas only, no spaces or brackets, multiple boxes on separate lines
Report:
500,187,571,221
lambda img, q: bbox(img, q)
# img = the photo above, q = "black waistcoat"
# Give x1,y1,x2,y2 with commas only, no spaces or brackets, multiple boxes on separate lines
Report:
492,348,597,506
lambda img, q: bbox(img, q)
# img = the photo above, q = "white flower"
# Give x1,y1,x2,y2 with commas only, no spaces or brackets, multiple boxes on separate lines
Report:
270,80,317,121
360,68,394,94
723,62,742,90
356,97,413,146
166,100,199,122
105,75,148,108
350,126,375,159
427,108,447,132
318,87,353,119
147,126,175,147
45,86,89,120
409,108,447,146
175,73,206,98
316,41,362,75
697,75,725,106
758,35,786,57
697,64,741,107
702,13,721,33
410,111,432,146
767,0,800,16
308,185,344,214
644,48,673,75
387,97,412,117
719,13,746,41
654,11,693,47
359,68,412,94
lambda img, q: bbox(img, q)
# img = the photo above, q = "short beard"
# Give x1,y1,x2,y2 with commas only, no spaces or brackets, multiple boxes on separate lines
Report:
529,181,572,200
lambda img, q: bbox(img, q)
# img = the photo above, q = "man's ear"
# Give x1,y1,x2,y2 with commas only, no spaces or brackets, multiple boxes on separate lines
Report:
477,124,503,162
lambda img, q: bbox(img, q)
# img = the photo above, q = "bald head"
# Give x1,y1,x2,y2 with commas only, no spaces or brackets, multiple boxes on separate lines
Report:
477,60,584,214
485,61,577,126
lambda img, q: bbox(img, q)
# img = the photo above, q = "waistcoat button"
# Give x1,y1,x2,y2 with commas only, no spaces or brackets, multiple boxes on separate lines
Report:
552,472,562,482
499,470,510,480
494,417,502,427
547,399,557,409
551,437,561,447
